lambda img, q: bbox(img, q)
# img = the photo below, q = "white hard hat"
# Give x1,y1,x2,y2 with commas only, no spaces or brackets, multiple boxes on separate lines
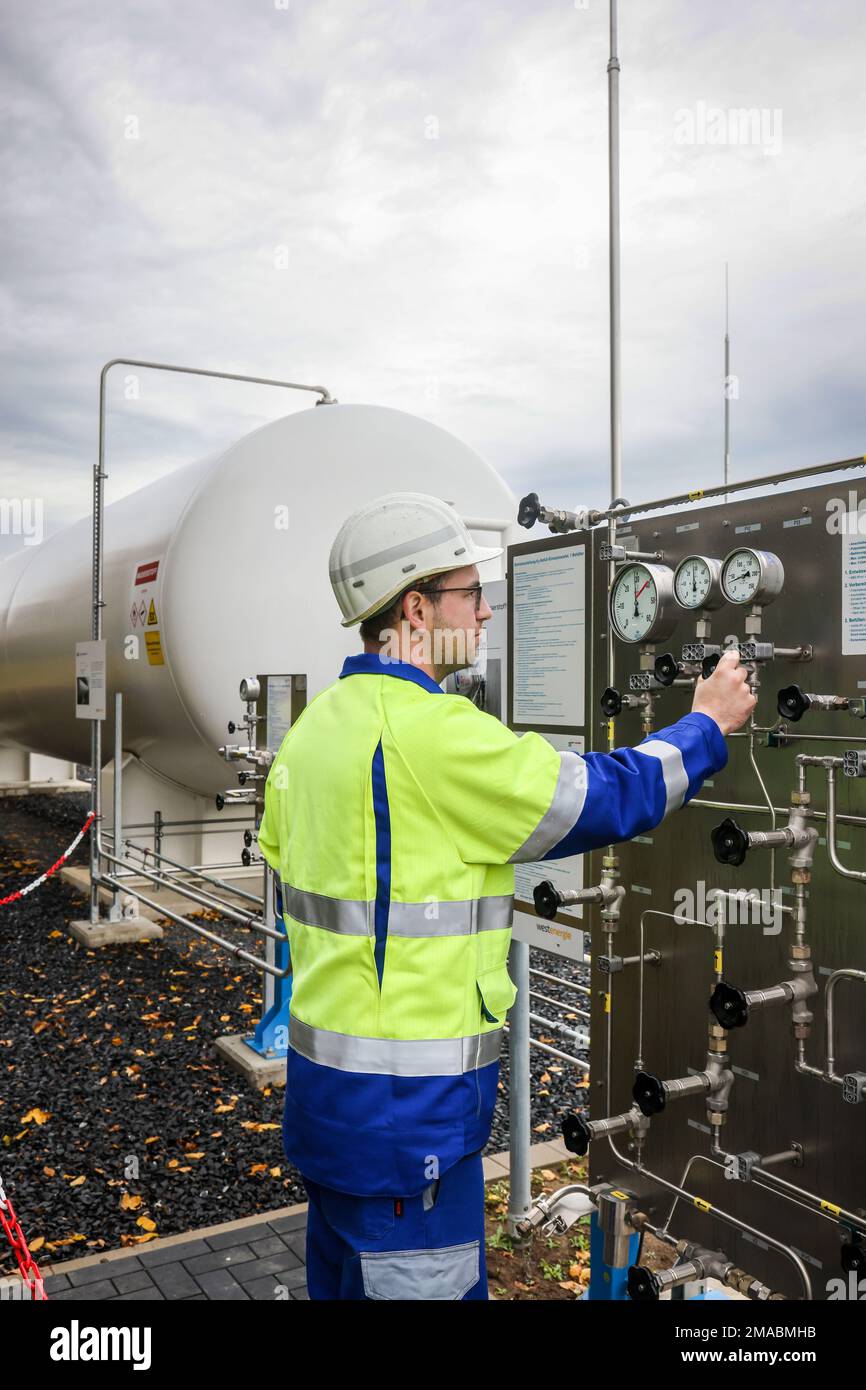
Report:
329,491,503,627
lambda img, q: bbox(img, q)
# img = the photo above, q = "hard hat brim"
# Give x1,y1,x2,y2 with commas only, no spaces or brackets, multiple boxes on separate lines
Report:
340,541,504,627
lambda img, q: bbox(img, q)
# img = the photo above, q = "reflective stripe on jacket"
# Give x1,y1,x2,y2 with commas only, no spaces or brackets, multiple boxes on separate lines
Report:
257,651,727,1195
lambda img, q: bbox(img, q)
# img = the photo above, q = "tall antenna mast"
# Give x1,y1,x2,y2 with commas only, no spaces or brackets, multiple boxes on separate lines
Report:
724,262,731,489
608,0,622,505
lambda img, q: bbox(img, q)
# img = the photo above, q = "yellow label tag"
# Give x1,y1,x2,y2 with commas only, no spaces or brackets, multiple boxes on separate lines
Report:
145,630,164,666
604,993,611,1014
714,949,723,974
693,1197,712,1213
688,489,704,502
610,1189,629,1200
820,1200,841,1216
147,598,158,625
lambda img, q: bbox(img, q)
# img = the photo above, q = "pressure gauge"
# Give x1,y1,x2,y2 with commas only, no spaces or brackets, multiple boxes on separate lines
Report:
609,563,678,644
720,548,785,606
673,555,725,611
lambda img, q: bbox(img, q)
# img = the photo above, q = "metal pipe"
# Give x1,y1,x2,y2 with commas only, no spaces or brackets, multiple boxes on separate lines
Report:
528,965,591,995
589,453,866,525
90,356,335,924
507,940,532,1237
667,1150,866,1240
690,795,866,829
607,1135,812,1298
724,263,731,491
98,848,285,942
529,1011,590,1046
111,693,123,920
503,1025,590,1071
608,0,622,505
761,1149,801,1168
748,721,777,894
96,871,290,976
528,989,591,1022
604,936,812,1296
733,730,866,744
104,817,252,830
104,831,264,906
826,766,866,882
825,968,866,1082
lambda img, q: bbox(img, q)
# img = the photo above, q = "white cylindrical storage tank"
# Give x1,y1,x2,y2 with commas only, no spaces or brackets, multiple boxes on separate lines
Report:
0,404,519,797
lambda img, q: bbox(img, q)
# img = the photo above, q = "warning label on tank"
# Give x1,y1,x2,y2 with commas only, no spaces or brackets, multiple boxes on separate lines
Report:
135,561,159,586
144,631,164,665
130,558,165,663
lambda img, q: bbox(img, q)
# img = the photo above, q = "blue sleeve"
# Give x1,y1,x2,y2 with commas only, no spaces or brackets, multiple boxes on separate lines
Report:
541,711,727,860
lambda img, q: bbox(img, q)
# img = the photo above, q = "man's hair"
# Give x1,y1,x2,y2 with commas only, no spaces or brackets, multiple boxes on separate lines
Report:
359,580,443,644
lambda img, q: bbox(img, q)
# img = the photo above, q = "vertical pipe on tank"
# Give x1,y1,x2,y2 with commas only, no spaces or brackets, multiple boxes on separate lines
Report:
109,690,123,921
87,357,336,923
608,0,622,506
89,368,108,923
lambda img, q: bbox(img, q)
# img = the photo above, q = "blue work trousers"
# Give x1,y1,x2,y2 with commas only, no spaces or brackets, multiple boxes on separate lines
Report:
301,1150,488,1300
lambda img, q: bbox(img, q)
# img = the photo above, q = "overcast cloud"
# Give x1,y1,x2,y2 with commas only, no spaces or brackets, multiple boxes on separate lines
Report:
1,0,865,557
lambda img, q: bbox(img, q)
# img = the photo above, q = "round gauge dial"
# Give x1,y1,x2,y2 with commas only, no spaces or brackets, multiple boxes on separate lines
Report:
609,563,677,644
673,555,725,611
720,548,785,606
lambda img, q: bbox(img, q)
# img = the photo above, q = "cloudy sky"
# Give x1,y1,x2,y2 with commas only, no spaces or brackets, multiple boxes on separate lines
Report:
1,0,865,557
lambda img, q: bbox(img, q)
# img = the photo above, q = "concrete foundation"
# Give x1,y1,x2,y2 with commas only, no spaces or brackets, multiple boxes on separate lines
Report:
68,917,165,947
214,1032,288,1090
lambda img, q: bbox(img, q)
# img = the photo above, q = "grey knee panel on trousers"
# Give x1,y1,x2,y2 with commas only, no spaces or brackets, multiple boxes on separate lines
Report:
360,1240,480,1300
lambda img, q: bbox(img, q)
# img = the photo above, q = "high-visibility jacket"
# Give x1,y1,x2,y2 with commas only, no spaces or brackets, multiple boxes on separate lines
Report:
258,651,727,1196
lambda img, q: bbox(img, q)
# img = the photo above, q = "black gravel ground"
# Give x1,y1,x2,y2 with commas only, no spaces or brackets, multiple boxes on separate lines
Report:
0,792,590,1274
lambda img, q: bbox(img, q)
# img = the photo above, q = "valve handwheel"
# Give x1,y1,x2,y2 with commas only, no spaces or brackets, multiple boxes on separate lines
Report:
533,880,560,921
711,817,750,866
841,1241,866,1276
562,1111,592,1157
654,652,681,687
777,684,810,721
710,980,749,1029
633,1071,666,1116
702,652,721,679
600,686,623,718
627,1265,659,1301
517,493,541,529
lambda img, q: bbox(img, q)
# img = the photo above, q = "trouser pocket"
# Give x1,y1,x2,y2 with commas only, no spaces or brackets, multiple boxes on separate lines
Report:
360,1240,480,1300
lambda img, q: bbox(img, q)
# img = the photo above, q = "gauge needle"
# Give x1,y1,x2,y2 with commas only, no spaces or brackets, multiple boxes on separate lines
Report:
635,580,650,599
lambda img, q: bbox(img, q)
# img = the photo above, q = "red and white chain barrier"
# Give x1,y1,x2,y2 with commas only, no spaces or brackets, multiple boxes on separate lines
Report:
0,811,95,907
0,1173,48,1300
0,811,96,1294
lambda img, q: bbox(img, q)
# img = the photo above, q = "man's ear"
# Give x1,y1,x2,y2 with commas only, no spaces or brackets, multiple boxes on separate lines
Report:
402,589,427,630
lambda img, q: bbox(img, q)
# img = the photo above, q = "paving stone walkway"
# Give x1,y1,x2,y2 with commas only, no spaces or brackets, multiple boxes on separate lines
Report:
36,1139,571,1301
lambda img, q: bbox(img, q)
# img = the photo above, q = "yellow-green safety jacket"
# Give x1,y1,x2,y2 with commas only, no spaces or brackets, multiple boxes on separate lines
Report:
258,651,727,1195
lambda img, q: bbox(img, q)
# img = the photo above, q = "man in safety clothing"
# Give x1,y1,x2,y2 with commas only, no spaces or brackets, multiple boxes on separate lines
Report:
257,491,755,1301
